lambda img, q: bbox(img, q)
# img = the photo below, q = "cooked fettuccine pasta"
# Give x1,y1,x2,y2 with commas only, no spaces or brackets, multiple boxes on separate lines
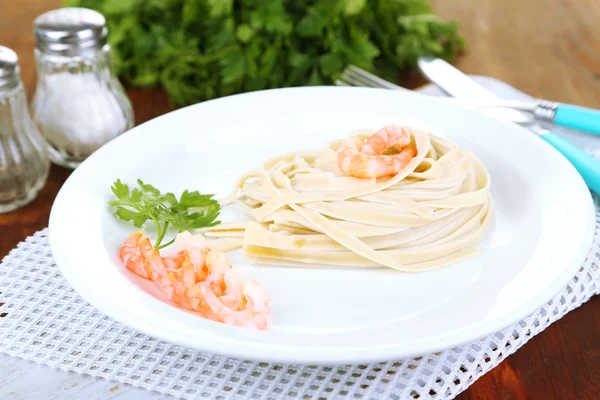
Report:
204,125,494,272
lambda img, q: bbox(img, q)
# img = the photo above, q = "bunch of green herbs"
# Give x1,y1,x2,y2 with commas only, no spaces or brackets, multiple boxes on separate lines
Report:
65,0,465,107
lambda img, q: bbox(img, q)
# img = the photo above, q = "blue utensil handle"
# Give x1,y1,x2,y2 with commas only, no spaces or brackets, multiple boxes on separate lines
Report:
554,104,600,135
540,130,600,194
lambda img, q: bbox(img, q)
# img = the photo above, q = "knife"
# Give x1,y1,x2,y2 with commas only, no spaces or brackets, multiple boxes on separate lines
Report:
417,56,600,195
417,57,600,135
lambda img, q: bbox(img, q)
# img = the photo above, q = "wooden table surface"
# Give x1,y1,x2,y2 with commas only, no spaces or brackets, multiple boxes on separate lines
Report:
1,0,599,399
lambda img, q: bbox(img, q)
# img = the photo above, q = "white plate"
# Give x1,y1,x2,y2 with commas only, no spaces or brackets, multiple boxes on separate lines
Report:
49,87,595,364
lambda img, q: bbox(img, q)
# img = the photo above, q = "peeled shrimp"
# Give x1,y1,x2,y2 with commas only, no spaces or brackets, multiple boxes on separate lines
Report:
119,231,271,330
200,270,270,331
336,124,416,178
120,232,165,280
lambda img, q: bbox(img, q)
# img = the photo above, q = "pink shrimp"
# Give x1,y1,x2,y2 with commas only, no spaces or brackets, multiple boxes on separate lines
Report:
336,124,416,179
199,269,271,330
118,231,271,330
120,232,166,280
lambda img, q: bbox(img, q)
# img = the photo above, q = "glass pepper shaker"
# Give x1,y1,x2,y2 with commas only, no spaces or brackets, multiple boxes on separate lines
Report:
31,7,134,168
0,46,50,213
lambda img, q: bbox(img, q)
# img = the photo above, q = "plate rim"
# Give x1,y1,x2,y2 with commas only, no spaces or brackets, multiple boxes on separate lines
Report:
48,85,596,364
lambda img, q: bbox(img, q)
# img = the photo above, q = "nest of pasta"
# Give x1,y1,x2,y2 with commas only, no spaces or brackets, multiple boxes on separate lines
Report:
205,126,494,272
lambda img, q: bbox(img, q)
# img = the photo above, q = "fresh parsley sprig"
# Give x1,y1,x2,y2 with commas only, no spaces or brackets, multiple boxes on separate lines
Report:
109,179,221,249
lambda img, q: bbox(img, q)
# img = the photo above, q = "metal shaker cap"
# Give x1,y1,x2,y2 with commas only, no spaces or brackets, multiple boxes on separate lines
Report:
0,46,20,91
34,7,108,56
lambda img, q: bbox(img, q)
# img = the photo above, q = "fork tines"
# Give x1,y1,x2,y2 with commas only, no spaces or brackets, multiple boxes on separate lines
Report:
336,65,408,91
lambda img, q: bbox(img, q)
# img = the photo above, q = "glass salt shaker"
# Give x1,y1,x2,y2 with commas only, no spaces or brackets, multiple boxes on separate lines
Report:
0,46,50,213
31,7,134,168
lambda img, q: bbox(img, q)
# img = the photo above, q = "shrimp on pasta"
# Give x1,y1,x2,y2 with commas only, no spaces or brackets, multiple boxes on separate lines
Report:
336,124,416,179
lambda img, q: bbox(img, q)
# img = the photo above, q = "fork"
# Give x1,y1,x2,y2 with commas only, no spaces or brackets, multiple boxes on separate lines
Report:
336,65,410,92
335,65,542,124
337,65,600,135
336,66,530,118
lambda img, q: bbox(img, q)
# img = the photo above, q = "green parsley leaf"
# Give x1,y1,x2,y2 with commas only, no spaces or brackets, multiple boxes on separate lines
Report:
342,0,366,16
108,179,221,248
236,24,255,43
115,208,148,228
136,179,161,197
178,190,219,209
110,178,130,199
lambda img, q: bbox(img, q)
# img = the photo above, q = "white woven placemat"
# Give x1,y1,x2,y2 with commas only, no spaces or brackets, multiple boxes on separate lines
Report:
1,78,600,399
1,209,599,400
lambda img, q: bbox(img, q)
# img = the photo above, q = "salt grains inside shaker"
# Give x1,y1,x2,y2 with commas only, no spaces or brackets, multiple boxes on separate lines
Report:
0,46,50,213
31,7,134,168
